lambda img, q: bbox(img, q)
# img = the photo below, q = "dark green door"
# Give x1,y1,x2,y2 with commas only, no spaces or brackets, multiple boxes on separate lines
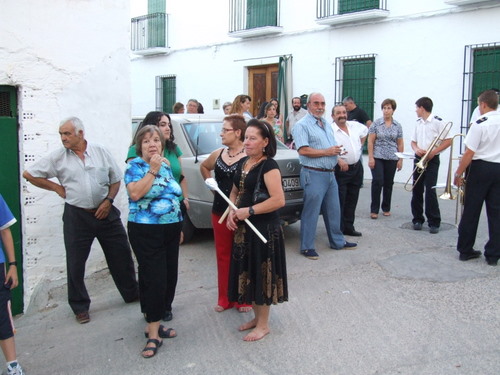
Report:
0,86,23,315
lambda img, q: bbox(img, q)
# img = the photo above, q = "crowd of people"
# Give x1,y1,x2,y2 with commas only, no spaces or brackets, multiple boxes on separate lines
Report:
5,89,497,368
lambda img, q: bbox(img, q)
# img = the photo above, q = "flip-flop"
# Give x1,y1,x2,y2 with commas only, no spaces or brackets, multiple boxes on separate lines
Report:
142,338,162,359
144,324,177,339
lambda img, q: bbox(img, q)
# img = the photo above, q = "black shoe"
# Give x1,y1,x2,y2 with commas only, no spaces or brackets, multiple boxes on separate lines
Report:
459,250,481,261
485,257,498,266
163,310,173,321
342,241,357,250
429,226,439,234
413,222,422,231
343,230,362,237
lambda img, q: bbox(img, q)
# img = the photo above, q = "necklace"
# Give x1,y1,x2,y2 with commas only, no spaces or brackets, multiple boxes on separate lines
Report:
227,148,244,158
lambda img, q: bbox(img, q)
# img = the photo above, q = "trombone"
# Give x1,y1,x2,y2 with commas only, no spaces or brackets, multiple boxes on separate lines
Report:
437,133,466,226
404,122,453,192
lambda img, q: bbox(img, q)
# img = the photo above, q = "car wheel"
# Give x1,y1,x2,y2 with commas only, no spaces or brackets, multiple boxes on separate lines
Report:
182,215,195,243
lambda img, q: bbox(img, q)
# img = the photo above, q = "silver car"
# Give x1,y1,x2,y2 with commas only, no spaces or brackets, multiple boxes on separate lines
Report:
132,114,303,242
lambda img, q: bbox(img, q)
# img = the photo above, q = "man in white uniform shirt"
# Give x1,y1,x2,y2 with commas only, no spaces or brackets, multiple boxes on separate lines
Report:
454,90,500,266
331,105,368,237
23,117,139,324
410,97,451,234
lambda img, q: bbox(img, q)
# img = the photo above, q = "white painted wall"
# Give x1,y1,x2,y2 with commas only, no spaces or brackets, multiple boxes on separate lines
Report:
130,0,500,185
0,0,132,310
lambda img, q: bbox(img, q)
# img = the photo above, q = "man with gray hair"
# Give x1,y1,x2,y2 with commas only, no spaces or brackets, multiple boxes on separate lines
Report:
23,117,138,324
292,93,357,260
186,99,199,114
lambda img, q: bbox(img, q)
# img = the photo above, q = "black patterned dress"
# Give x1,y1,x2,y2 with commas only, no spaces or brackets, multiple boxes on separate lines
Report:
227,157,288,306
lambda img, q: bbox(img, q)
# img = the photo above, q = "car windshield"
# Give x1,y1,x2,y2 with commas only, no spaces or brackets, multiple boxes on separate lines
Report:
181,121,288,155
182,121,224,155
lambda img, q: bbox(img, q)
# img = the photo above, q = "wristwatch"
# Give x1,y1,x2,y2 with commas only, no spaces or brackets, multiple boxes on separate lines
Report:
248,206,255,216
105,197,114,204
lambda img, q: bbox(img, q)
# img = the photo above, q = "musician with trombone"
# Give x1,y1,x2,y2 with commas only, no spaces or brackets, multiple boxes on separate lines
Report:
454,90,500,266
410,97,452,234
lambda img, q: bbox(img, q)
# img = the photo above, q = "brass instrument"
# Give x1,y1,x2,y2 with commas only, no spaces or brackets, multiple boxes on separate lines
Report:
404,122,453,192
437,133,466,226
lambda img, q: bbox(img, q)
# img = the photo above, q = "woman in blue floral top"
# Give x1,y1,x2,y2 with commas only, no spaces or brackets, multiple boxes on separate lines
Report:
125,125,182,358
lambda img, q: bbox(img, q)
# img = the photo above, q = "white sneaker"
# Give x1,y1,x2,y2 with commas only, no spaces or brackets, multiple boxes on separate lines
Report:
7,362,25,375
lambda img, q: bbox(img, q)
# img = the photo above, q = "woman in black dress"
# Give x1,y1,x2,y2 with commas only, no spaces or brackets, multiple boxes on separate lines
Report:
226,119,288,341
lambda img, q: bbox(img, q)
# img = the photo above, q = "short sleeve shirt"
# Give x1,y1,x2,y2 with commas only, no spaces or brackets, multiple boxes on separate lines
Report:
0,194,16,264
332,120,368,164
292,112,339,169
368,117,403,160
465,111,500,162
411,114,450,152
27,143,122,209
124,157,183,224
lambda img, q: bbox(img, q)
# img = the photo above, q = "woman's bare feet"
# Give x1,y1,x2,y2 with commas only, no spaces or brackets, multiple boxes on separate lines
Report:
237,306,253,313
238,318,257,331
243,327,270,342
214,305,225,312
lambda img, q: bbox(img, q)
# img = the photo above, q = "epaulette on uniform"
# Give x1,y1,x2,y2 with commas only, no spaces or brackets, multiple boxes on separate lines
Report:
434,115,443,121
475,117,487,124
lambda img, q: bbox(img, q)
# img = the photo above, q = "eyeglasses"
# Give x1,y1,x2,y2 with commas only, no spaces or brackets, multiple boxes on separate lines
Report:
221,128,235,133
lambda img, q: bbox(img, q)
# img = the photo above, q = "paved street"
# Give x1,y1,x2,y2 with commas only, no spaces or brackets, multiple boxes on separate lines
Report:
7,182,500,375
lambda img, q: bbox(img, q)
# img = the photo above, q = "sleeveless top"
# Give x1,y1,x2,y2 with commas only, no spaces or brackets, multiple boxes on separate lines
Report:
213,149,241,215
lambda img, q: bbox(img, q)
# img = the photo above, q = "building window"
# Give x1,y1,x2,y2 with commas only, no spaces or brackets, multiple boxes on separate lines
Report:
156,75,176,113
338,0,379,14
335,54,376,120
317,0,387,20
461,42,500,133
229,0,281,35
246,0,278,29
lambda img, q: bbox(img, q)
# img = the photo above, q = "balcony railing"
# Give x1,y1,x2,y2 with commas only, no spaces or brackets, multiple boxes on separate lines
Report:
131,13,169,55
316,0,389,25
228,0,282,38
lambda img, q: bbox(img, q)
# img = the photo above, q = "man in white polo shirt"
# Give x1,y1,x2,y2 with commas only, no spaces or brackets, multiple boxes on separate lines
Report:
331,105,368,237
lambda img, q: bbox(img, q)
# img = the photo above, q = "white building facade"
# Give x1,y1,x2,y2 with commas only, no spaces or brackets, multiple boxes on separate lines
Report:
0,0,132,312
130,0,500,182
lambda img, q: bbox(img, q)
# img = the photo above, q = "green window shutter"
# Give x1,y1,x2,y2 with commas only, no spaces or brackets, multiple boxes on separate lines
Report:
147,0,166,48
342,57,375,120
159,75,176,113
339,0,379,14
246,0,277,29
148,0,165,14
471,47,500,101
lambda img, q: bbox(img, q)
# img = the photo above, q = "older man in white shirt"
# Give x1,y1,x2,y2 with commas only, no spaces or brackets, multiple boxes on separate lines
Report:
331,105,368,237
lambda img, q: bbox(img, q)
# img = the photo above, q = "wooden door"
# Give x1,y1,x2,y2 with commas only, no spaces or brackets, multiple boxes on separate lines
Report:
248,64,278,117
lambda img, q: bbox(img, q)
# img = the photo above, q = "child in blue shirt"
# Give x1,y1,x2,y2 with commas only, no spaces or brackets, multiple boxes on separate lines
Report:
0,194,25,375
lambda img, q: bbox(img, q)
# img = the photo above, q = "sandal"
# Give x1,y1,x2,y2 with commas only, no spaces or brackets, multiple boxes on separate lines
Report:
142,338,162,359
370,213,378,219
383,212,391,216
144,324,177,339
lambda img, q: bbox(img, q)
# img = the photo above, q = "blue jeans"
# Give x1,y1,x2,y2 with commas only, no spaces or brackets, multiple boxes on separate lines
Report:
299,168,345,250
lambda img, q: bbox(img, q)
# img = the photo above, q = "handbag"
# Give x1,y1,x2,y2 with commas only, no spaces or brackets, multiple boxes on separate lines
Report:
252,160,270,204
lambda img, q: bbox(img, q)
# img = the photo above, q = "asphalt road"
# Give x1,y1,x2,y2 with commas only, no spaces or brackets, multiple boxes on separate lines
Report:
8,182,500,375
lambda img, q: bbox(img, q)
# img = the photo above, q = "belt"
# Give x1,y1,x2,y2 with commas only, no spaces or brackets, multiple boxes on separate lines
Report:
303,166,335,172
347,160,361,169
82,208,98,213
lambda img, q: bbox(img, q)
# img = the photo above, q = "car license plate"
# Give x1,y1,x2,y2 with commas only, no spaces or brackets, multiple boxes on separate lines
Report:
282,176,301,191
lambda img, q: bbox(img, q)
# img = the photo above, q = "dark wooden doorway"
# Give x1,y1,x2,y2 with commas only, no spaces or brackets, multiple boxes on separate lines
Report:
248,64,278,117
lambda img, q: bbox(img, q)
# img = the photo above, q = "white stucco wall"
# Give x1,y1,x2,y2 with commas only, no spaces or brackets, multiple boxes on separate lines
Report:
130,0,500,185
0,0,132,310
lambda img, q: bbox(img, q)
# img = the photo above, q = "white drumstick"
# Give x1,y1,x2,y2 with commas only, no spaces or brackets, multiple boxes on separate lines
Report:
218,207,230,224
205,178,267,244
